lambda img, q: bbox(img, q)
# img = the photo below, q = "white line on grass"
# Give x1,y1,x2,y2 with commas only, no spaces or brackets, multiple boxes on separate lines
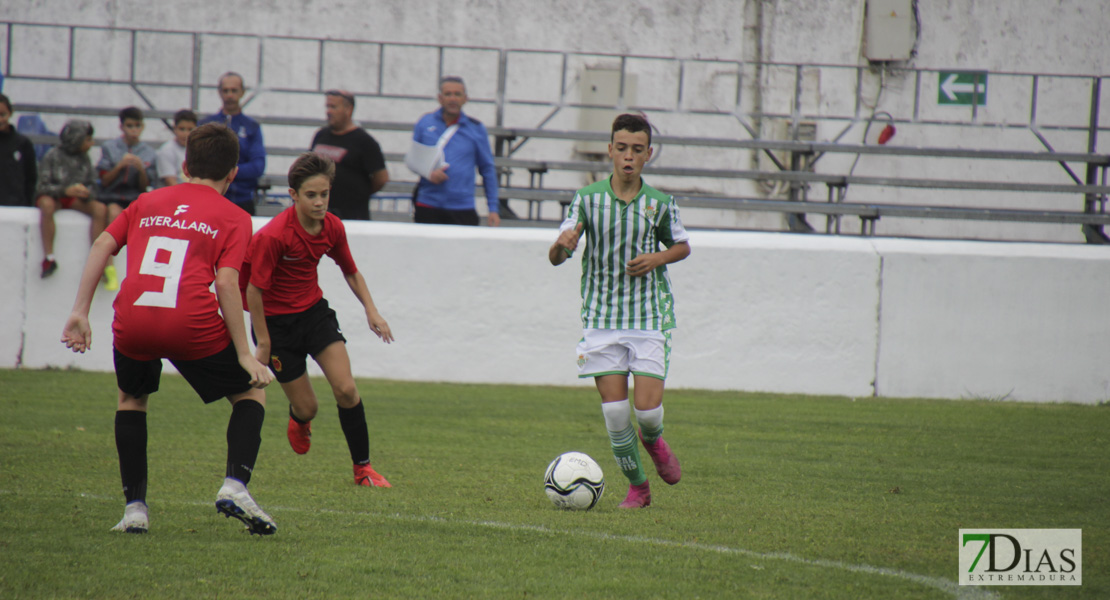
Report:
78,493,999,600
398,514,999,600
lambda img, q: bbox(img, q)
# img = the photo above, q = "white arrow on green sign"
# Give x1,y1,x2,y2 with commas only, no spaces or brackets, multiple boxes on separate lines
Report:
938,71,987,105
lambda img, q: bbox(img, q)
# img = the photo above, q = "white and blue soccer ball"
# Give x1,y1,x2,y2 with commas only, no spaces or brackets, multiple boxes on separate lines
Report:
544,451,605,510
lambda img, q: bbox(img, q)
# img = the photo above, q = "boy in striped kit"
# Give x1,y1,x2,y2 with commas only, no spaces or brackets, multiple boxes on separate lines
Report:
548,113,691,508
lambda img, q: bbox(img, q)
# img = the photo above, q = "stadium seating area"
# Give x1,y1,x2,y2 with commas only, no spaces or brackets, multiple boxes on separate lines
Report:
4,21,1109,242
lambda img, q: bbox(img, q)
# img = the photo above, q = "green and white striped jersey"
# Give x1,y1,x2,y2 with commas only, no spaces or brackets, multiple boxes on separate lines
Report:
560,177,689,331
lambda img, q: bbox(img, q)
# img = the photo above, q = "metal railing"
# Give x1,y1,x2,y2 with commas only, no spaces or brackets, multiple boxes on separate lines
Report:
4,21,1109,241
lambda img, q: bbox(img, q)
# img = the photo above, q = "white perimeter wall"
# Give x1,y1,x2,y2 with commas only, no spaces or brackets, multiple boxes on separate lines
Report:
5,207,1109,404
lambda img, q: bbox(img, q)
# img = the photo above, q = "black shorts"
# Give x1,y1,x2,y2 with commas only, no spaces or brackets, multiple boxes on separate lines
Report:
258,298,346,384
114,343,253,404
413,203,480,226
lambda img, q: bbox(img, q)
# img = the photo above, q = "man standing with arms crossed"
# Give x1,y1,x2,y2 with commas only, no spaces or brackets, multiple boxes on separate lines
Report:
62,123,277,535
311,89,389,221
201,72,266,215
409,76,500,227
549,113,690,509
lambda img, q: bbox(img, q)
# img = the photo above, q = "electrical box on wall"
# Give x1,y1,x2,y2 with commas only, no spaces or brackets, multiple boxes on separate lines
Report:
576,67,638,155
863,0,915,62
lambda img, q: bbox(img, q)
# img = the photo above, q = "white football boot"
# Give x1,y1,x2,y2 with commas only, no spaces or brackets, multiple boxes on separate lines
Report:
110,501,149,534
215,478,277,536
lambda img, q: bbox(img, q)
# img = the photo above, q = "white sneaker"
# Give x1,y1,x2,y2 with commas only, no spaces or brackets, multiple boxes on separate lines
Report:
215,478,276,536
110,501,149,533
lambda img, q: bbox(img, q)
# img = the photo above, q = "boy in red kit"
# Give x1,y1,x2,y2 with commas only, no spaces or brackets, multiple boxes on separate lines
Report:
62,123,277,535
243,152,394,487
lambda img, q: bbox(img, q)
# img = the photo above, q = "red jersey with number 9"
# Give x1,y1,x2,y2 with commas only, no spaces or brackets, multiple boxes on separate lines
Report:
106,184,252,360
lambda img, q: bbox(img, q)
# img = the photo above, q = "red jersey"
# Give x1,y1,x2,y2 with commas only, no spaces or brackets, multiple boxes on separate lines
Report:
242,207,358,316
107,184,252,361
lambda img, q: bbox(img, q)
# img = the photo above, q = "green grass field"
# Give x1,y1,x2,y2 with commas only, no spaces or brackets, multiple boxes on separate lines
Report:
0,368,1106,599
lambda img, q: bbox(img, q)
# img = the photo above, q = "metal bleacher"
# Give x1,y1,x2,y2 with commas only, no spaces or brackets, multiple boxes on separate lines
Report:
5,21,1110,242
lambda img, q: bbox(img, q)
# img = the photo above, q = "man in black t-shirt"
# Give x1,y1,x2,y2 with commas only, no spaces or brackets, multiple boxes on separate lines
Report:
310,90,389,220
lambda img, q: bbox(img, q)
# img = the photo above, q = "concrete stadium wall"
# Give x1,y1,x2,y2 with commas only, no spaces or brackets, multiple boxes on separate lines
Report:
5,207,1109,404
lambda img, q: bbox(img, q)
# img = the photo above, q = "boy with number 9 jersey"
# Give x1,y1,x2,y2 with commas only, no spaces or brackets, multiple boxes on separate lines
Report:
62,123,277,536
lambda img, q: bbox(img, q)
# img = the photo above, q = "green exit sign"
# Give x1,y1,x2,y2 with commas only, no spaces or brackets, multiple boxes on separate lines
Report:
938,71,988,105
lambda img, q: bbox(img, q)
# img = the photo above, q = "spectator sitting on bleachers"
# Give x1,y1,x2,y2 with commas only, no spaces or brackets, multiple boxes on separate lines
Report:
155,109,197,187
97,106,157,290
98,106,157,206
0,94,38,207
36,119,107,281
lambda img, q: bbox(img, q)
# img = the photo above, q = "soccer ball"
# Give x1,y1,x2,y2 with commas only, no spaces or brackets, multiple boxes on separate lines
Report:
544,452,605,510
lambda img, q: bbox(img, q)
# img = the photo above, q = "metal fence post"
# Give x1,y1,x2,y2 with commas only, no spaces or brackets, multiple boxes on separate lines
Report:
1082,76,1106,243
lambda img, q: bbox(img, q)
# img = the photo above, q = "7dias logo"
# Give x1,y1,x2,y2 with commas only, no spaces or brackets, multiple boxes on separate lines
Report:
959,529,1081,586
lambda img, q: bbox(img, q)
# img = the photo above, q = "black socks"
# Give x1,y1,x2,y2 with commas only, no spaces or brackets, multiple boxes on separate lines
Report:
226,399,265,485
337,400,370,465
115,410,148,504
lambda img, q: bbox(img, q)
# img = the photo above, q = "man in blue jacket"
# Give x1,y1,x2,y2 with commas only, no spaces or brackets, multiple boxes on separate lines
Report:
411,76,500,227
201,72,266,215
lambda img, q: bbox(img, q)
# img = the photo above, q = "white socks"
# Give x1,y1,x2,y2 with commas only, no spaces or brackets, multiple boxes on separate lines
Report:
634,405,663,431
601,400,632,431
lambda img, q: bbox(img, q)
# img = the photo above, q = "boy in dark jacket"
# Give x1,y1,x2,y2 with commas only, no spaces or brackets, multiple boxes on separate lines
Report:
0,94,37,207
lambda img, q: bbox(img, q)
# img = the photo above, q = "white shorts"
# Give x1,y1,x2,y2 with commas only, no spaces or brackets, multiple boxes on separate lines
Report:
576,329,671,380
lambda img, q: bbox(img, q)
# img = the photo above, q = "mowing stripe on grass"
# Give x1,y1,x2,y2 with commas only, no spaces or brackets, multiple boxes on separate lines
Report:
74,492,997,600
